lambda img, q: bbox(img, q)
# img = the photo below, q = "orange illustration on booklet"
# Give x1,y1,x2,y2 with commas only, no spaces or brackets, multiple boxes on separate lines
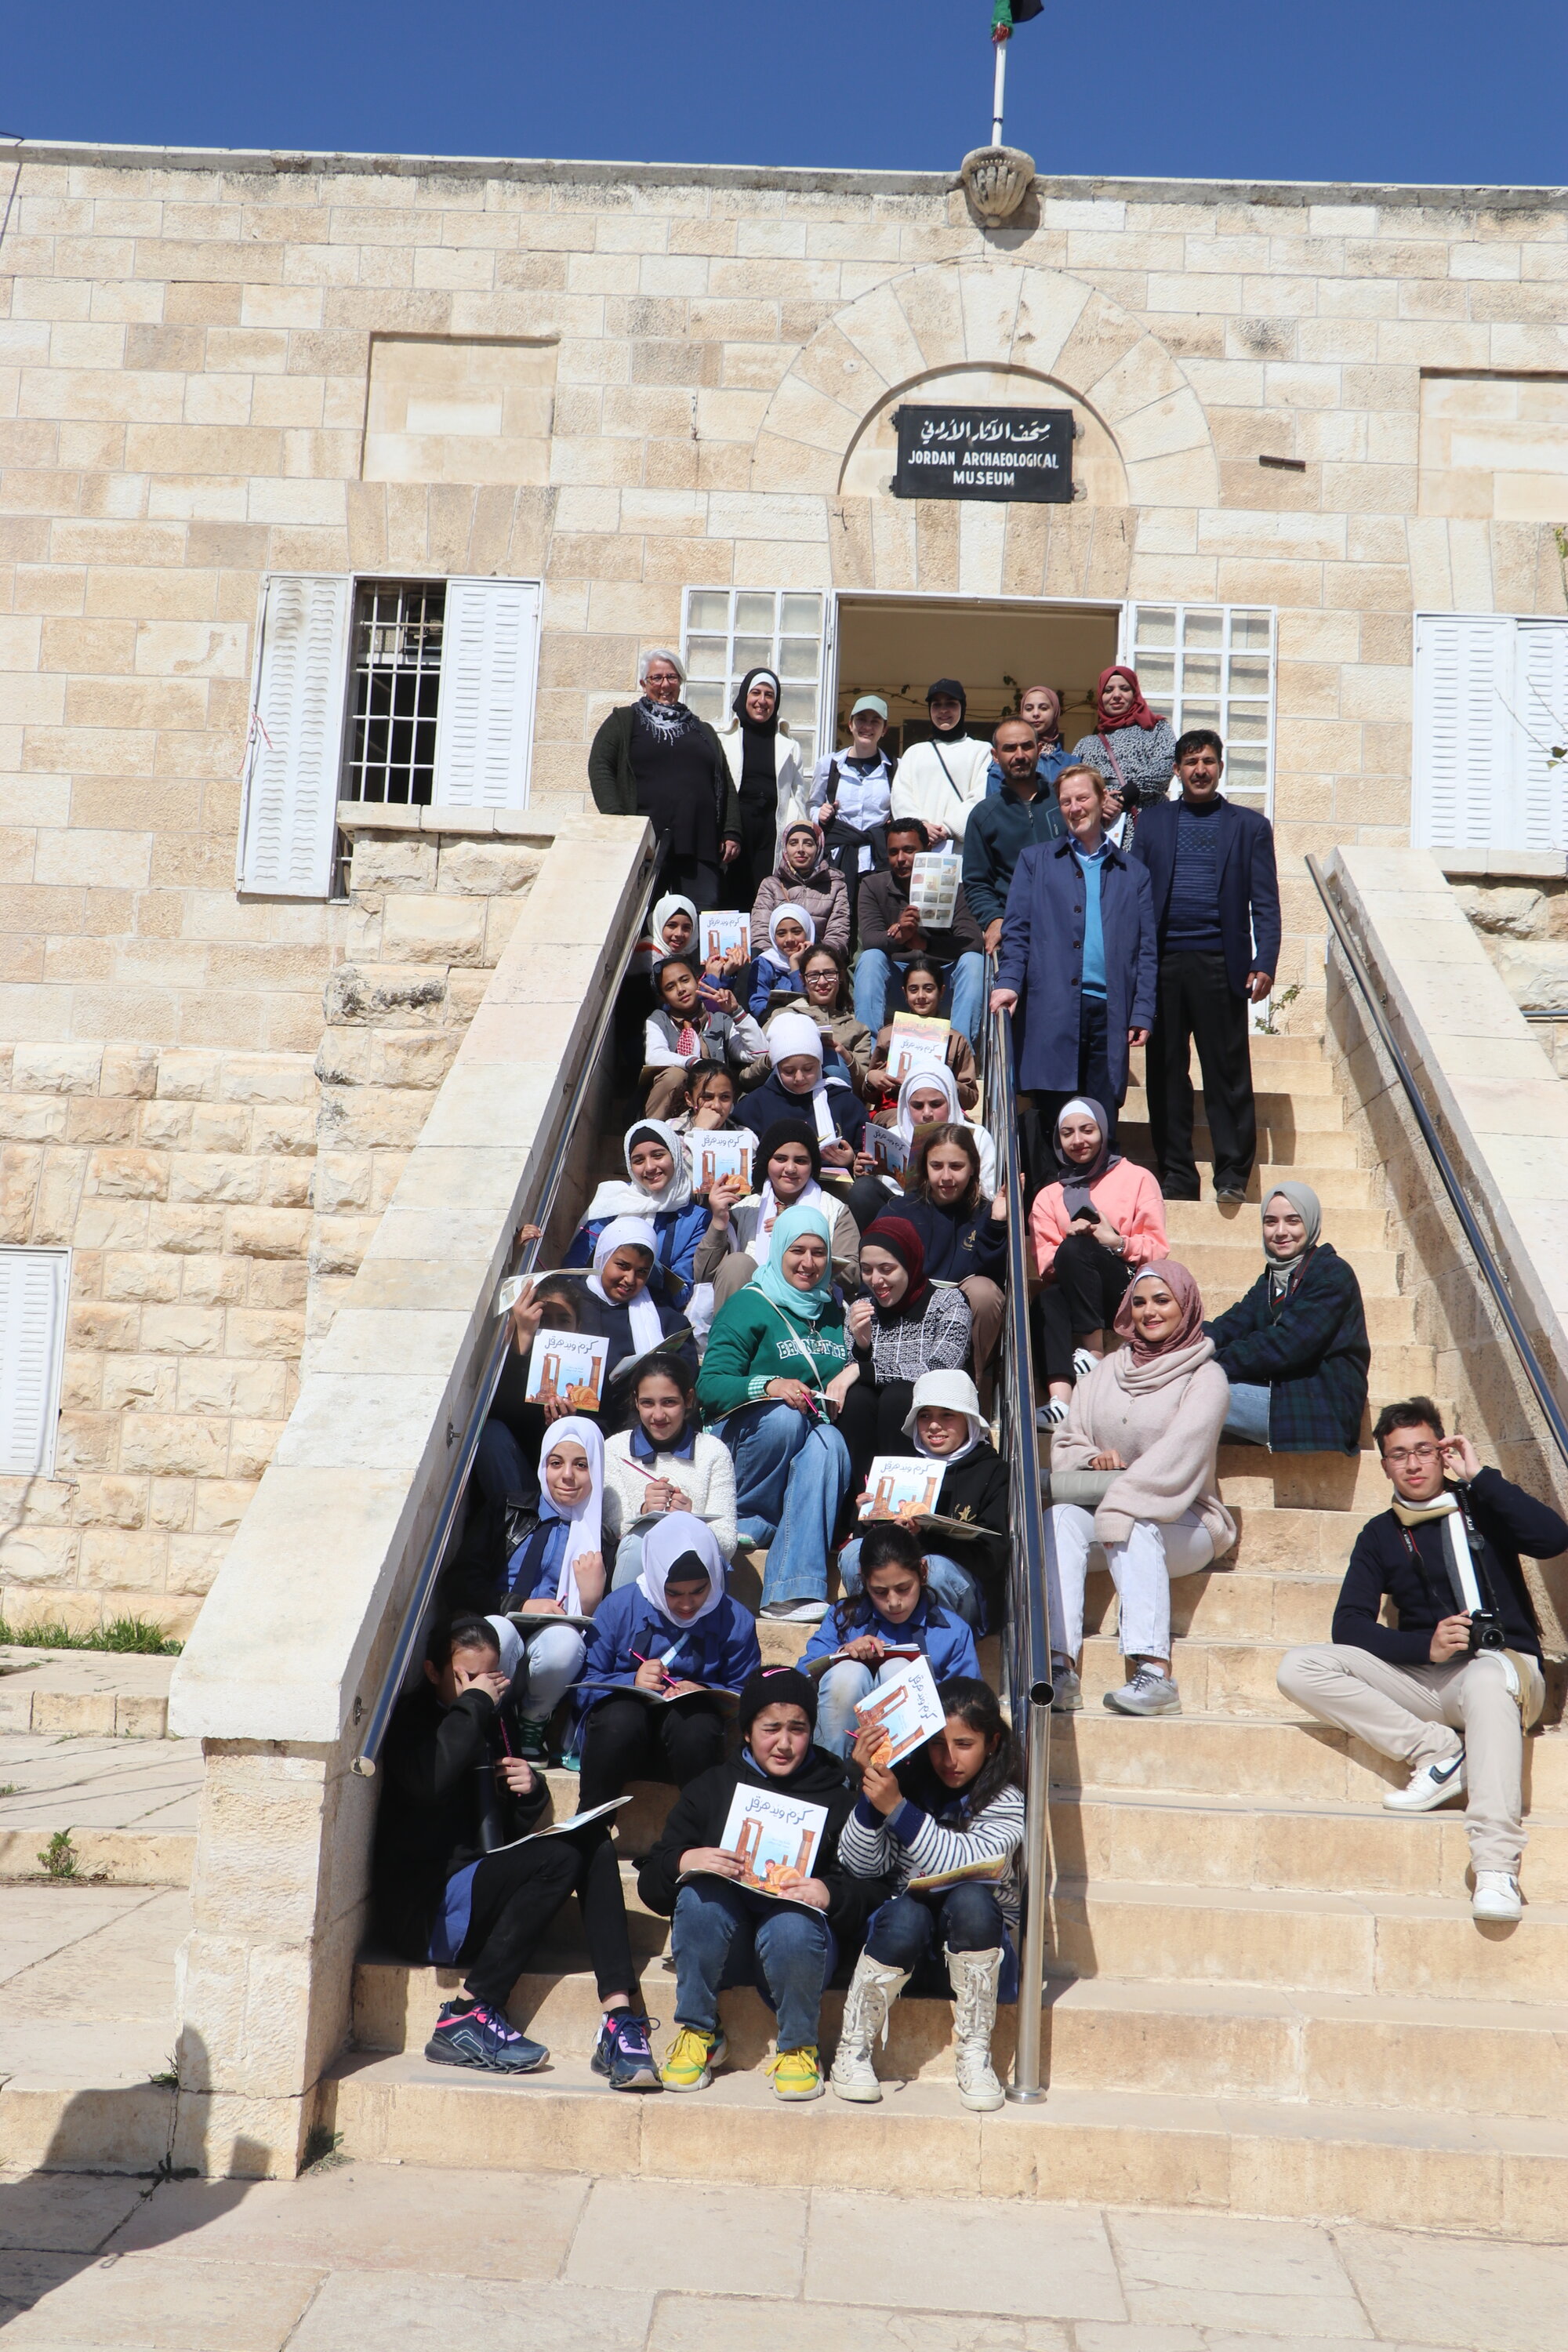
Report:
524,1329,608,1411
853,1653,946,1769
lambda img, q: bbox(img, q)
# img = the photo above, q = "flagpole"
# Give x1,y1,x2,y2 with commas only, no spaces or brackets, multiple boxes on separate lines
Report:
991,36,1007,145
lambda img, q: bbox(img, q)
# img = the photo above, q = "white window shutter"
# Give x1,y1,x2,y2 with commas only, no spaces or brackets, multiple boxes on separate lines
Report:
0,1248,70,1477
430,577,542,809
237,575,352,896
1414,615,1513,851
1517,622,1568,853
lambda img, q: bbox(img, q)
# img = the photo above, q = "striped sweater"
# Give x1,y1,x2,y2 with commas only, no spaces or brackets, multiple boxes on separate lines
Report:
838,1780,1025,1935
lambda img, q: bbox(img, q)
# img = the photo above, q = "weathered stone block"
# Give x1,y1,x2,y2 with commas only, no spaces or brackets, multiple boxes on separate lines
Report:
379,894,488,966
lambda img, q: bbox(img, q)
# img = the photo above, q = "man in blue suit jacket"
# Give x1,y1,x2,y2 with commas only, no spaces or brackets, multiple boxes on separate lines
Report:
991,764,1157,1185
1129,731,1281,1203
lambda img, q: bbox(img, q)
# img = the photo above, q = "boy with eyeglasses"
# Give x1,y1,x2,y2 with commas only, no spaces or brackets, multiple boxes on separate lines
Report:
1278,1398,1563,1920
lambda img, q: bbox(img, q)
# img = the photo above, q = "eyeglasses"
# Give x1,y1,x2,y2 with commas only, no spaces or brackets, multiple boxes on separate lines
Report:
1382,1443,1440,1466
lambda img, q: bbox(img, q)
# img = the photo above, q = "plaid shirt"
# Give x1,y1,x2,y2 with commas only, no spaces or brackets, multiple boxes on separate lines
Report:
1205,1243,1369,1455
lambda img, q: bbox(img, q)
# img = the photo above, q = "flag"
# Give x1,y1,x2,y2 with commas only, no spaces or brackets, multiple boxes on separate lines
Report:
992,0,1044,29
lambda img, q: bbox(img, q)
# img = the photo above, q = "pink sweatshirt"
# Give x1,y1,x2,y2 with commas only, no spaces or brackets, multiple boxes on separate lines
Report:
1031,1160,1167,1279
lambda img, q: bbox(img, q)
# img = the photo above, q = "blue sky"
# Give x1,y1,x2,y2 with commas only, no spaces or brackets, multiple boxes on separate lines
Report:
3,1,1563,188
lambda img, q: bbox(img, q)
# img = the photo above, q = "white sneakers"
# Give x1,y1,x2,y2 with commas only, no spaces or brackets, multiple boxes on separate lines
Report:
1472,1871,1523,1922
1035,1399,1068,1431
1382,1751,1467,1813
1050,1664,1083,1714
1072,1348,1097,1383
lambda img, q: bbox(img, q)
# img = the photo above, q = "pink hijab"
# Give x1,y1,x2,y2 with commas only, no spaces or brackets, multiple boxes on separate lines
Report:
1116,1258,1206,1365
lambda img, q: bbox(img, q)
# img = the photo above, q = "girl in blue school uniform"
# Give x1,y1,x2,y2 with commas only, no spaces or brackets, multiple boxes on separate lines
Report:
800,1522,978,1758
566,1119,712,1310
575,1513,761,1813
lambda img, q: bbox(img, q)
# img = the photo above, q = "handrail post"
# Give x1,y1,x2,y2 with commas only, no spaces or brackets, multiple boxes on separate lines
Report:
983,978,1055,2102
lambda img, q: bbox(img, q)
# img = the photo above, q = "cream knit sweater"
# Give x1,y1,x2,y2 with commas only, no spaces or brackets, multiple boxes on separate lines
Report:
1051,1338,1236,1555
603,1428,739,1560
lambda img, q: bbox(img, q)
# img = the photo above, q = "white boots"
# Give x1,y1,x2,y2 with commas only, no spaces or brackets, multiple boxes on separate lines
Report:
829,1953,909,2101
829,1944,1006,2110
946,1943,1006,2111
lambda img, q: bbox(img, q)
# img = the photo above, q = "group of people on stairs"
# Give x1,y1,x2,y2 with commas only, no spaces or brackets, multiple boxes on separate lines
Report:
368,642,1566,2114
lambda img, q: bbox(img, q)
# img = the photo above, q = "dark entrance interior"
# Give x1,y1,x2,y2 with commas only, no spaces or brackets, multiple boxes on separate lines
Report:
833,595,1121,757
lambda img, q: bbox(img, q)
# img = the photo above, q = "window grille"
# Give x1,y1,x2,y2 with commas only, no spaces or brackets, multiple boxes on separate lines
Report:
340,580,446,806
681,589,826,773
1123,604,1276,811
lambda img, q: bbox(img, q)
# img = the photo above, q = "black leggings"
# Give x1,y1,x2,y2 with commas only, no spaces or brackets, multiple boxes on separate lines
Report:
578,1693,728,1813
835,1369,915,1490
1034,1229,1135,1385
457,1824,635,2008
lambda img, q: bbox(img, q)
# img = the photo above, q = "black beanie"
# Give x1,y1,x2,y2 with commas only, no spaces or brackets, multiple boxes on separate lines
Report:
739,1664,818,1735
926,677,967,718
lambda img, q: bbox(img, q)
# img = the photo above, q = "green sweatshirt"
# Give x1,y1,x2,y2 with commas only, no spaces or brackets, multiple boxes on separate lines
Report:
697,1285,851,1418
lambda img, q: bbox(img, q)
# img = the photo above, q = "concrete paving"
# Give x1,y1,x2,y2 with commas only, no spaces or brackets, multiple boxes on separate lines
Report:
0,2161,1564,2350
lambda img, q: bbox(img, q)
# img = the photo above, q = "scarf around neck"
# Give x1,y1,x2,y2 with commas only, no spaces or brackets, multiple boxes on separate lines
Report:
1264,1181,1323,1298
1054,1094,1122,1218
1094,666,1160,735
636,693,700,746
588,1218,664,1356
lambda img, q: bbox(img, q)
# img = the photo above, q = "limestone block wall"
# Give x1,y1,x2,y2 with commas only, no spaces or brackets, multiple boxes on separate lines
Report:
0,822,546,1635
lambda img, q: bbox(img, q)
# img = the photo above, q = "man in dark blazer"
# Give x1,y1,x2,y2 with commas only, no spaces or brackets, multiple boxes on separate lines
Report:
1130,730,1281,1203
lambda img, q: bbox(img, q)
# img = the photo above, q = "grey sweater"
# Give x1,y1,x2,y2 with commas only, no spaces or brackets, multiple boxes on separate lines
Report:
1071,720,1177,811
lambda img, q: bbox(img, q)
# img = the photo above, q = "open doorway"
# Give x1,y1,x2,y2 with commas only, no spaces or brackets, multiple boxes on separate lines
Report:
831,594,1122,759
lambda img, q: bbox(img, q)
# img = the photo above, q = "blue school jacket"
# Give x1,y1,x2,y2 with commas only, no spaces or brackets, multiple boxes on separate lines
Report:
801,1592,979,1685
566,1199,711,1304
575,1583,762,1721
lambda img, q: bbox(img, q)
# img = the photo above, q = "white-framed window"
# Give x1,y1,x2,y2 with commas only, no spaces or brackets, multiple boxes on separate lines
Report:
0,1247,70,1479
1414,612,1568,853
236,573,543,898
681,590,827,773
1121,603,1276,812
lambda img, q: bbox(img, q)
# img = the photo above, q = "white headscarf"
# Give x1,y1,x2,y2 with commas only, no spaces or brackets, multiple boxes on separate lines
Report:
903,1368,988,1465
535,1415,604,1613
768,902,817,957
583,1117,695,1223
651,894,697,952
894,1069,997,1193
768,1012,837,1148
637,1511,727,1632
588,1219,664,1356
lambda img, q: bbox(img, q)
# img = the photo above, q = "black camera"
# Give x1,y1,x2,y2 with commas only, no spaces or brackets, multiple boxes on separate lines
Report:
1468,1609,1506,1655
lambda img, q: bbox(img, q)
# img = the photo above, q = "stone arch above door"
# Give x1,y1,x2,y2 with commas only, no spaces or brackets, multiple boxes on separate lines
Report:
755,263,1218,506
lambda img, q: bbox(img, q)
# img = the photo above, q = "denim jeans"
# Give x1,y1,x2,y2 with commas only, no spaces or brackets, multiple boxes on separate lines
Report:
837,1537,982,1630
671,1876,833,2051
852,949,986,1047
1221,1381,1272,1448
720,1401,851,1606
863,1885,1018,2000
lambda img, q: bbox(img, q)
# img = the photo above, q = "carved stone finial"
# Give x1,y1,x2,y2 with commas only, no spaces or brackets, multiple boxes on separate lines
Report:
959,145,1037,226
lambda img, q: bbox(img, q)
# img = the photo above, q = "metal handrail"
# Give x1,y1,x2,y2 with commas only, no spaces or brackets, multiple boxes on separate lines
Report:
984,988,1057,2103
351,837,661,1774
1307,853,1568,1474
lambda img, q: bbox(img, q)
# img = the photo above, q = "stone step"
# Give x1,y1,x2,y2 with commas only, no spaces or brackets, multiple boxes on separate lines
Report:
1056,1786,1568,1904
0,1730,201,1885
1083,1564,1343,1644
1160,1199,1392,1250
1036,1976,1568,2119
1047,1711,1568,1808
1073,1635,1322,1719
0,1651,174,1740
1173,1240,1403,1294
0,1825,194,1885
318,2047,1568,2235
1121,1120,1361,1169
1120,1089,1346,1134
349,1945,1568,2119
1047,1879,1568,2002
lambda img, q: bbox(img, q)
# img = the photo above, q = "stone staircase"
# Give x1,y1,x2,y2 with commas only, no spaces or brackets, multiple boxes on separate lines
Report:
9,1029,1568,2230
315,1029,1568,2232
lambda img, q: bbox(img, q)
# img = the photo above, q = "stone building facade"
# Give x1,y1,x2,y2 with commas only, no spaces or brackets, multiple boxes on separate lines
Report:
2,139,1567,1632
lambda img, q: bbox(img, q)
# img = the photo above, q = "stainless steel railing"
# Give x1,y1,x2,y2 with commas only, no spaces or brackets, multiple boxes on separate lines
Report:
1308,852,1568,1474
350,838,661,1775
984,989,1057,2103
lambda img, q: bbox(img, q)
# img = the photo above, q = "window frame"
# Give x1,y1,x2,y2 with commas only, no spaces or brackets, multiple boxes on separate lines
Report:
680,587,828,774
1120,601,1277,816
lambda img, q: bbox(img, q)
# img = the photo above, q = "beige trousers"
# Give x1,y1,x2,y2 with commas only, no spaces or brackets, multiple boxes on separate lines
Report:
1277,1641,1545,1875
640,1064,692,1120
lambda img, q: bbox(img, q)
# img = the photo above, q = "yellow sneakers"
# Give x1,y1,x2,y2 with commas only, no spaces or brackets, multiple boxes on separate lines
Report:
766,2044,825,2102
660,2026,725,2092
